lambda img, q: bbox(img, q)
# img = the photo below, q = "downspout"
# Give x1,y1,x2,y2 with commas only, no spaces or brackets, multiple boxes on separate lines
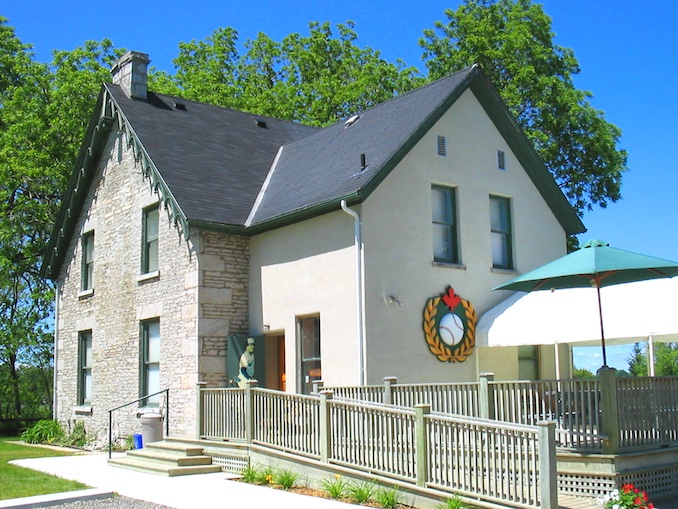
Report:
341,200,366,385
52,281,60,420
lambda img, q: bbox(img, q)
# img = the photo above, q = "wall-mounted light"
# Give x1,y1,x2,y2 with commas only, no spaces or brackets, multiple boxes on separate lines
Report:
263,324,270,331
387,295,404,307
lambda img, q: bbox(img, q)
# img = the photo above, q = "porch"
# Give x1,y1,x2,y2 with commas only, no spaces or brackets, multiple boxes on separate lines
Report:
190,372,678,508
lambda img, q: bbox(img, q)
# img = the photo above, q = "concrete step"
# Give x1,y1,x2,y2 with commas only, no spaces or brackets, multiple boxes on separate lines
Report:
108,439,222,477
108,456,222,477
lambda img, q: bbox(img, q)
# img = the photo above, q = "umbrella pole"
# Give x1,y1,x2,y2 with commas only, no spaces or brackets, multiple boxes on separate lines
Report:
596,284,608,367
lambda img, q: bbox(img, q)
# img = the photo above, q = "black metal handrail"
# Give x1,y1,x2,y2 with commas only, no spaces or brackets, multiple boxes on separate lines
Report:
108,388,170,458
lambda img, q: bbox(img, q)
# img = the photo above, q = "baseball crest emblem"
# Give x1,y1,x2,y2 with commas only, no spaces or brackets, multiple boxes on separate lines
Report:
423,286,477,362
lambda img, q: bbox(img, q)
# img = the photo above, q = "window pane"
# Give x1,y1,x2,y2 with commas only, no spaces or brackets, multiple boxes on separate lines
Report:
146,364,160,404
147,240,158,272
146,208,159,239
84,335,92,367
433,224,452,260
492,232,509,267
147,321,160,362
301,317,320,360
490,198,508,231
431,188,449,223
83,370,92,403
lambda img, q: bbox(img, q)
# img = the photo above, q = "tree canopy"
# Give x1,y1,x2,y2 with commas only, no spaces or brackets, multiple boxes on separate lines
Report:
0,17,121,418
420,0,627,215
149,21,422,126
628,342,678,377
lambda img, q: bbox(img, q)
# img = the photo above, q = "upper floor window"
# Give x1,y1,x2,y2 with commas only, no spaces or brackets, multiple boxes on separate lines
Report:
432,186,459,264
78,331,93,405
490,195,513,269
142,205,159,274
81,232,94,291
140,319,160,406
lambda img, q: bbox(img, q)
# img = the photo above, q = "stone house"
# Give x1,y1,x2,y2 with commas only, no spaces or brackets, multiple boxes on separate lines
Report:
42,51,584,438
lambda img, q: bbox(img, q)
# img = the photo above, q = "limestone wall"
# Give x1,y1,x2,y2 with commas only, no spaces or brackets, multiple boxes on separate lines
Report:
55,128,249,444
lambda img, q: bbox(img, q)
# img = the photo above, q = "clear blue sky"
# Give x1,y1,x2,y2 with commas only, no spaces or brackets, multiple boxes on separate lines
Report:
4,0,676,373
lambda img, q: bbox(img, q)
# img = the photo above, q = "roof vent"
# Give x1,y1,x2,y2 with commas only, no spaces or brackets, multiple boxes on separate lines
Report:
360,153,367,170
345,114,361,128
254,118,268,128
173,101,187,111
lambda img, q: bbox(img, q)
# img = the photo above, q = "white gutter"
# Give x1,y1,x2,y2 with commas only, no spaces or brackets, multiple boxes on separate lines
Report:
341,200,366,385
52,281,60,420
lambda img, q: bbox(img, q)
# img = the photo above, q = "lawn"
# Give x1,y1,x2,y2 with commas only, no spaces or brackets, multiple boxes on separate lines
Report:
0,437,90,501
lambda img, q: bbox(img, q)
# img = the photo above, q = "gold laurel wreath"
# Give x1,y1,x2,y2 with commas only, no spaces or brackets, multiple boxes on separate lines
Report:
423,296,477,362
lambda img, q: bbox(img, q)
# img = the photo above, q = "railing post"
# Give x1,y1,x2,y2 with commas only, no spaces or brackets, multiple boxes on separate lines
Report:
383,376,397,405
599,367,620,453
537,421,558,509
415,403,430,488
319,390,334,462
312,379,324,395
479,372,495,420
195,382,206,440
245,379,258,444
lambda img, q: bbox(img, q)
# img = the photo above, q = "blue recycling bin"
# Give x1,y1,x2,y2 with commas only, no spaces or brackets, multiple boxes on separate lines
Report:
133,433,143,449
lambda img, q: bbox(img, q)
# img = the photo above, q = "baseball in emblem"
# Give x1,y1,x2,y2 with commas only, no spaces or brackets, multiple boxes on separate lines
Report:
438,312,465,346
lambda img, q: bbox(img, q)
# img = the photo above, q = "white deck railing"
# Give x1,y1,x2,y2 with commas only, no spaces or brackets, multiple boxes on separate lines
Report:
197,382,557,509
323,373,678,453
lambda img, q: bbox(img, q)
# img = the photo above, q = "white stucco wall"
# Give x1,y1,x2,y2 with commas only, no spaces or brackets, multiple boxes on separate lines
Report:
249,212,359,391
360,89,568,383
250,88,572,388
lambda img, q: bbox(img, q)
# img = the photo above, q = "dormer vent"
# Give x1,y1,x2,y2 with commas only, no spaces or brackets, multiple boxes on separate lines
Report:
254,118,268,128
345,114,361,127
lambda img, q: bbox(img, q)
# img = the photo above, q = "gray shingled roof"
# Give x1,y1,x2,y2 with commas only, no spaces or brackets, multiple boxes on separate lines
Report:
105,84,319,227
249,68,475,225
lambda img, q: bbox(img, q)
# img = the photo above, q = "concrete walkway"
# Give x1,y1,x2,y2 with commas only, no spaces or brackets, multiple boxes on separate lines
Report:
7,451,604,509
8,453,356,509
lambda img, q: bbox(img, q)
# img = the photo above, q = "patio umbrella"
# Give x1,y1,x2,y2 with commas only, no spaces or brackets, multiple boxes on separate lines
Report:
493,239,678,367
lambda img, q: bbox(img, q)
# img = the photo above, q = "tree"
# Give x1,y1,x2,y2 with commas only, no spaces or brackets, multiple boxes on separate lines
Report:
628,342,678,377
420,0,628,216
0,17,121,417
150,21,422,126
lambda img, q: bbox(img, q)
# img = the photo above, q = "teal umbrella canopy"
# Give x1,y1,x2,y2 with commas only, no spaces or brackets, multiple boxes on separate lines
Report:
493,240,678,366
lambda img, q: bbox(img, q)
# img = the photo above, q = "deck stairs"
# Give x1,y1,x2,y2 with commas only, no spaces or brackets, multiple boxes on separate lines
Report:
108,440,222,476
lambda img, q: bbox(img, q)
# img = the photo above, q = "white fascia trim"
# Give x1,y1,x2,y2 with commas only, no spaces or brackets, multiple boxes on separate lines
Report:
245,145,284,227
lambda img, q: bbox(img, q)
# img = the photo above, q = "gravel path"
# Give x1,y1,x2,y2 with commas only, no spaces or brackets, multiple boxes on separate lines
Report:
56,496,173,509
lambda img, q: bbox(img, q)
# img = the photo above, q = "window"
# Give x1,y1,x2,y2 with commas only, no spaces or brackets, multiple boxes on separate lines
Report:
518,345,540,380
432,186,459,264
81,232,94,291
141,319,160,406
78,331,92,405
298,316,320,395
142,205,159,274
490,195,513,269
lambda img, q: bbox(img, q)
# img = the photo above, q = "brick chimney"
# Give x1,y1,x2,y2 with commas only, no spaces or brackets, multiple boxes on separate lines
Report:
111,51,150,99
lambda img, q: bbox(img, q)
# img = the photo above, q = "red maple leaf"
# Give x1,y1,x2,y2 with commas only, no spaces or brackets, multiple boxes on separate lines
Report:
442,287,461,310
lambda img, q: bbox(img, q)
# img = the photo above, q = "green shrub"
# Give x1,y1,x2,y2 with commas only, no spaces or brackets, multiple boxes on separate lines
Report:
436,494,467,509
347,480,376,504
274,468,299,490
64,421,89,447
375,485,403,509
20,420,64,444
241,463,260,484
321,474,349,499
